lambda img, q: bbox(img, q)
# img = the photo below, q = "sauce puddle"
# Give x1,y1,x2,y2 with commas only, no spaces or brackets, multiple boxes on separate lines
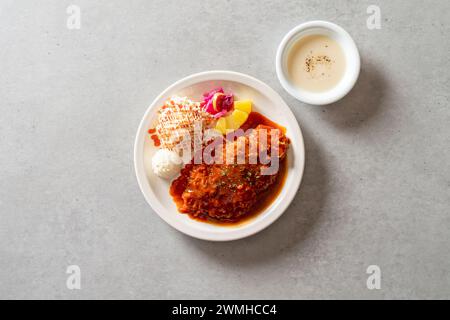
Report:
170,112,289,226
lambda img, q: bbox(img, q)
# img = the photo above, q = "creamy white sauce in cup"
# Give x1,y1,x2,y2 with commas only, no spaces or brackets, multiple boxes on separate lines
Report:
287,34,346,93
276,21,360,105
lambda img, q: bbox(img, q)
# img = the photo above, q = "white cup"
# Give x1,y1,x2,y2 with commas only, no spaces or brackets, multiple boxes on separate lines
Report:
276,21,360,105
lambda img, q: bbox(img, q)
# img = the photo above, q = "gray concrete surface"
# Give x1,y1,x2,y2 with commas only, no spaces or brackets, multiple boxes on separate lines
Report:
0,0,449,299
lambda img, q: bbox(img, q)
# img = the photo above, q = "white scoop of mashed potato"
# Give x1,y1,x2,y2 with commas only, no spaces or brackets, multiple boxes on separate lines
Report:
151,149,182,179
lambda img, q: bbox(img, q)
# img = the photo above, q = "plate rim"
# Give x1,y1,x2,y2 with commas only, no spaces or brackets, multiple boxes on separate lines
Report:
134,70,305,241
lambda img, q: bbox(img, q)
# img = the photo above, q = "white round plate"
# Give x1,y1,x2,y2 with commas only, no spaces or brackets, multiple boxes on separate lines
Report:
134,71,305,241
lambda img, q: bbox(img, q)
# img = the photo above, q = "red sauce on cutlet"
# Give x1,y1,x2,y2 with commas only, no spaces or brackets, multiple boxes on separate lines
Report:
240,111,286,133
170,111,289,226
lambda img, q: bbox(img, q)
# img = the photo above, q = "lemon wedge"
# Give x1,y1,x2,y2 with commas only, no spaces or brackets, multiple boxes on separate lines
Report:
214,100,252,134
229,109,249,129
234,100,252,114
215,117,227,135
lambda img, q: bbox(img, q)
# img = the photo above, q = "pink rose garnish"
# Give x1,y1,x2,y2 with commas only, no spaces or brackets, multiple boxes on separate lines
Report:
203,87,233,116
